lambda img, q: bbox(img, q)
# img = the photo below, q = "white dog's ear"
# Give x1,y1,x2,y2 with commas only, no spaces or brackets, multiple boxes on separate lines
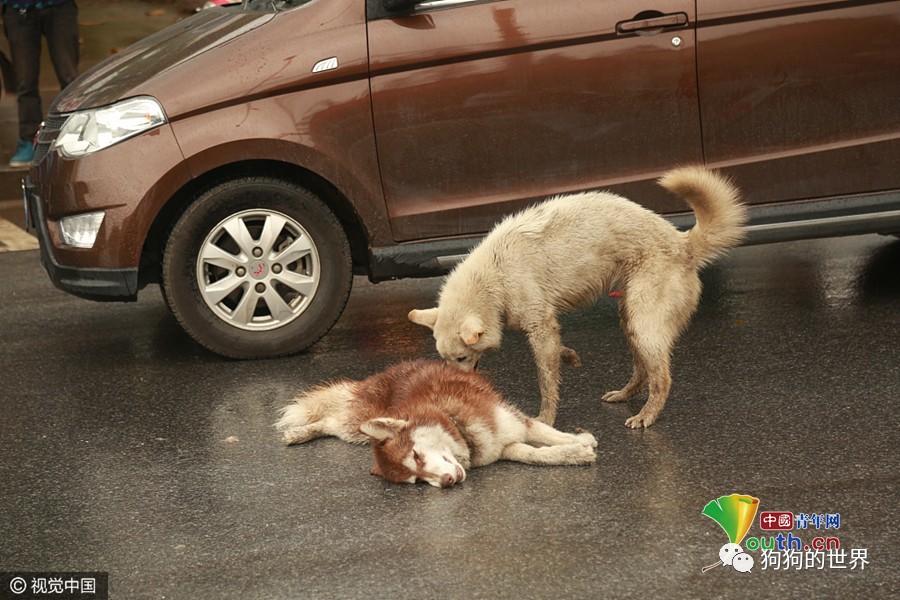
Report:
408,308,438,330
360,418,408,442
460,316,485,347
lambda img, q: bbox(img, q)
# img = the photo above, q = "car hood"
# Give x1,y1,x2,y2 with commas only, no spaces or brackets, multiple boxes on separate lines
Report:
53,9,273,113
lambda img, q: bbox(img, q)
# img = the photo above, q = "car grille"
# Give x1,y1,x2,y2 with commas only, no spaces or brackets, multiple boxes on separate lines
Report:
33,114,70,166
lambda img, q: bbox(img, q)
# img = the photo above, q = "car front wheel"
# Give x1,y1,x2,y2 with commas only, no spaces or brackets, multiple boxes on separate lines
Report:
161,177,352,359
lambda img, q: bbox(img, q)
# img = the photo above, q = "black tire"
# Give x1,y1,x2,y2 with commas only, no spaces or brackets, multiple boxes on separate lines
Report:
161,177,352,359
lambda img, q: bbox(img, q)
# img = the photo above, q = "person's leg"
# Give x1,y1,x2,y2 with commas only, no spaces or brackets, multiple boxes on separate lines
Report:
43,0,80,90
4,6,44,142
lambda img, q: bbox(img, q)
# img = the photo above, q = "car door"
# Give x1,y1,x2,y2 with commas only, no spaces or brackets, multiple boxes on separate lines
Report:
367,0,700,241
697,0,900,205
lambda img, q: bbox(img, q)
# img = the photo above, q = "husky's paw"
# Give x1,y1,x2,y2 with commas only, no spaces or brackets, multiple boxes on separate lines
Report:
282,427,315,445
574,429,598,448
561,346,581,367
624,412,657,429
564,443,597,464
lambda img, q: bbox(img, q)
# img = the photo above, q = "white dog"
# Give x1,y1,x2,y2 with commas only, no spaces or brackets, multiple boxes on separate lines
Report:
409,167,747,428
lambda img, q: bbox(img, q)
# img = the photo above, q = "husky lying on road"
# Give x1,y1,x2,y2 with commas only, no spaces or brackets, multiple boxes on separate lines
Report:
275,360,597,487
409,167,747,429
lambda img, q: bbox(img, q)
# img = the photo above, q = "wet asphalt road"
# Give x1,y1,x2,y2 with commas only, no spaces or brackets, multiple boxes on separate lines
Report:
1,235,898,599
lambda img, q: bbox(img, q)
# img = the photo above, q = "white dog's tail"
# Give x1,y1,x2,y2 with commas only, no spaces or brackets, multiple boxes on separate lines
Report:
659,167,748,267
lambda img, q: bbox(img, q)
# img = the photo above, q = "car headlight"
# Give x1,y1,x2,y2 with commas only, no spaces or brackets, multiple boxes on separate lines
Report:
52,97,167,159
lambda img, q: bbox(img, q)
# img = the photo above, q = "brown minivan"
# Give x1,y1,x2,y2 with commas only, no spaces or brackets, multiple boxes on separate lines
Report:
23,0,900,358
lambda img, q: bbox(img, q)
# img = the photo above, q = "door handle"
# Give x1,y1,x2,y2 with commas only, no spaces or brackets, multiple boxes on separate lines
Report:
616,11,688,35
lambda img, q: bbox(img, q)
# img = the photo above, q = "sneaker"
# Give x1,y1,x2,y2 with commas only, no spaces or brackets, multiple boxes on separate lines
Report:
9,139,35,168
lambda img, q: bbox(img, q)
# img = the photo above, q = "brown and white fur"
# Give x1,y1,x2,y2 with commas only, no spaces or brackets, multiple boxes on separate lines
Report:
275,360,597,487
409,167,747,429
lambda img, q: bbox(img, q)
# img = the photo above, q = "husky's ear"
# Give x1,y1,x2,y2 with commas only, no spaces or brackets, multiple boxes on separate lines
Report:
408,308,438,330
360,418,408,442
460,316,485,347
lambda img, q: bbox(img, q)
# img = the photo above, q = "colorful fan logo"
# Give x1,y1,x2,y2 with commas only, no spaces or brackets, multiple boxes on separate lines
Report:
702,494,759,573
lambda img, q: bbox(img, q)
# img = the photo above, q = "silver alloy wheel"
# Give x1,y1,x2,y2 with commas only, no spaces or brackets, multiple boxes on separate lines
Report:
196,209,320,331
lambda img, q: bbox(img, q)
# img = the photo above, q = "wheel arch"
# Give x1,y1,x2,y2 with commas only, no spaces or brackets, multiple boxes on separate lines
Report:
139,159,372,289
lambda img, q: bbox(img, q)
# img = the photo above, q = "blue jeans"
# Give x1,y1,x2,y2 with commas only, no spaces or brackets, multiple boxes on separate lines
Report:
3,0,79,141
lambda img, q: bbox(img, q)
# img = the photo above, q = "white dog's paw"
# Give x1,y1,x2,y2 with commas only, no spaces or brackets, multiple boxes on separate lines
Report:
624,411,657,429
602,389,632,403
561,346,582,367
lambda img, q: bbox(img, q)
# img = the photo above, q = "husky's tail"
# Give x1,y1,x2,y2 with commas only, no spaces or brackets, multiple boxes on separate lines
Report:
274,380,359,445
658,167,748,267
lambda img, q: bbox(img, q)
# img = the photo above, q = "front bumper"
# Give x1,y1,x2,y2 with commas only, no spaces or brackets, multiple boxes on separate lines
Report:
23,175,138,301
